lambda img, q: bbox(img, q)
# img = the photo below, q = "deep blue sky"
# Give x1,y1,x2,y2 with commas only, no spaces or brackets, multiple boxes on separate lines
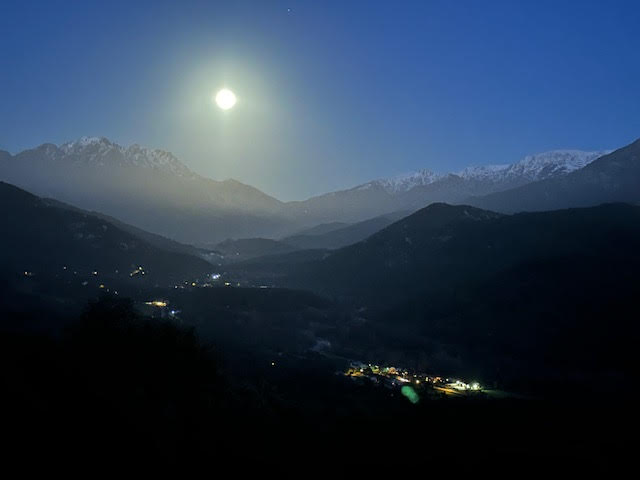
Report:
1,0,639,200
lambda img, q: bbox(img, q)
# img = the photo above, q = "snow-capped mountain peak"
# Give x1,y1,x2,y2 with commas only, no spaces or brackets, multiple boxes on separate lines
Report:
364,149,610,195
123,144,192,176
59,136,119,157
505,149,609,180
456,164,510,181
50,137,194,176
457,150,609,184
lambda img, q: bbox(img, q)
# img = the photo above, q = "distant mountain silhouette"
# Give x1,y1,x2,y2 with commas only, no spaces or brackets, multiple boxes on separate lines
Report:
288,221,351,237
282,210,409,250
214,237,299,262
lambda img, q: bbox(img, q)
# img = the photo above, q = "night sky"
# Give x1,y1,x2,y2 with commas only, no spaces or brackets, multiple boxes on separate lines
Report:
2,0,639,200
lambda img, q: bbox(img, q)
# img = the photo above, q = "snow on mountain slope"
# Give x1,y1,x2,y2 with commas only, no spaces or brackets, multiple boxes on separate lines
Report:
358,169,443,193
496,150,610,182
376,169,443,193
55,136,194,176
15,137,609,200
456,164,510,181
362,149,609,195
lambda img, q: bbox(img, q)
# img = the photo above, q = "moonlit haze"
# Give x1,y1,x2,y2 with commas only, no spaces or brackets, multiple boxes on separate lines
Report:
1,0,639,201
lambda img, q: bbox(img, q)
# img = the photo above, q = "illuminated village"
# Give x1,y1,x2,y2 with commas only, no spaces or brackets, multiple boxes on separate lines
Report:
343,362,483,401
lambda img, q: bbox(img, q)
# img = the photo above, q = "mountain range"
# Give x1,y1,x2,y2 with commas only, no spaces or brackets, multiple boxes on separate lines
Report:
0,138,288,244
362,149,608,193
2,135,638,246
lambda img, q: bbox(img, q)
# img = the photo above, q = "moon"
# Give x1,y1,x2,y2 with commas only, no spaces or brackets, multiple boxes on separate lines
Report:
214,88,237,110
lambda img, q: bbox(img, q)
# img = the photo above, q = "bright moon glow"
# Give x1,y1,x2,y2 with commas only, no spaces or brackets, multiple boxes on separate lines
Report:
214,89,237,110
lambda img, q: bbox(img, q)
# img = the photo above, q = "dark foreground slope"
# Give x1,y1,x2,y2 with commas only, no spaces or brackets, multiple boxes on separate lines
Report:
2,297,633,475
470,137,640,212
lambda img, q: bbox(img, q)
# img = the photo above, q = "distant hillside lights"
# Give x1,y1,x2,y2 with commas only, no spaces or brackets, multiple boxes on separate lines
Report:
140,299,180,319
129,265,145,277
171,274,232,290
145,300,168,307
449,380,481,391
344,362,482,396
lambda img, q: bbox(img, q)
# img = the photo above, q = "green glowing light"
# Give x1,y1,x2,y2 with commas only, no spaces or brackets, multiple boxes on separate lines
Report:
401,385,420,404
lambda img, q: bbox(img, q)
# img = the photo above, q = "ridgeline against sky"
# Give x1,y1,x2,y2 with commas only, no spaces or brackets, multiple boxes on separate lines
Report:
1,0,639,199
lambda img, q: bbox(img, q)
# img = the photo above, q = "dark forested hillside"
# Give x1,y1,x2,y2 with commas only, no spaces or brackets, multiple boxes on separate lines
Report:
0,181,213,285
291,202,640,300
230,202,640,391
